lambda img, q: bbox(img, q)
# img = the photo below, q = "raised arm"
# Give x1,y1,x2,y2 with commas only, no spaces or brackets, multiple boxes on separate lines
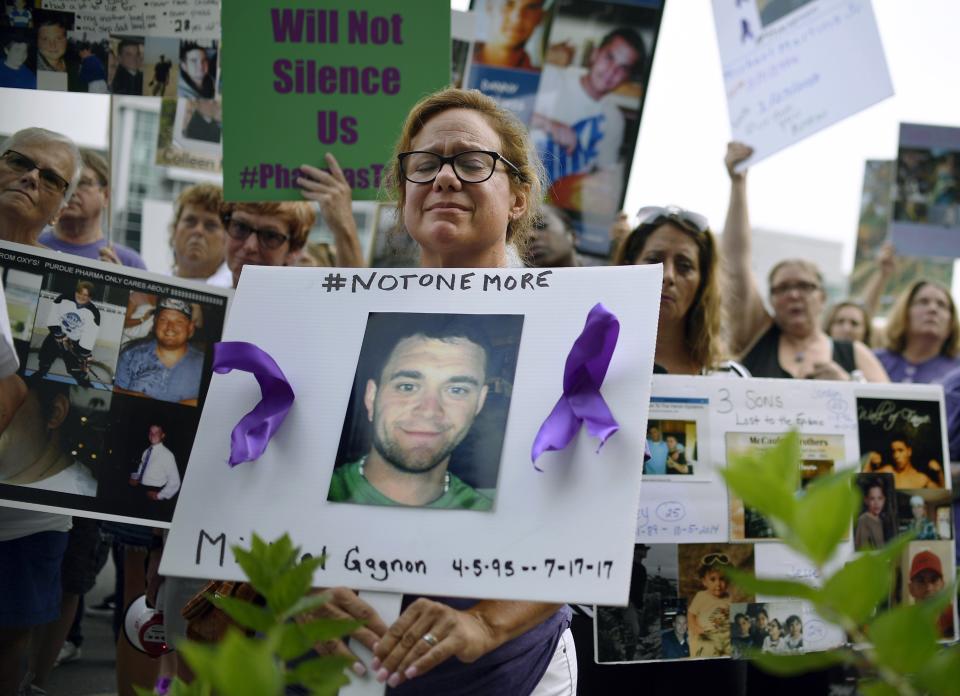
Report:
720,142,771,356
858,241,896,318
298,153,366,268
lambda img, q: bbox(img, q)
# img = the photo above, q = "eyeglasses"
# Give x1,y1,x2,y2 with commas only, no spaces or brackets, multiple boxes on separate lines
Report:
636,206,710,235
1,150,70,195
700,553,730,567
397,150,524,185
770,281,821,296
223,214,290,250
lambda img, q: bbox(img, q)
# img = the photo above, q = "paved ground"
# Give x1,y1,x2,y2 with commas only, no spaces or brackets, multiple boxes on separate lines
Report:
45,559,118,696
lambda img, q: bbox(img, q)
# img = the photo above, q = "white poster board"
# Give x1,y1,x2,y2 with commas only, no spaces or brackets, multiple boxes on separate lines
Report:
713,0,893,168
161,265,661,605
597,375,956,665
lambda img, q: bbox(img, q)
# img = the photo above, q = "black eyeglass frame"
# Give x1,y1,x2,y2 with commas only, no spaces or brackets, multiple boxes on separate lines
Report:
222,213,291,250
1,149,71,195
397,150,526,185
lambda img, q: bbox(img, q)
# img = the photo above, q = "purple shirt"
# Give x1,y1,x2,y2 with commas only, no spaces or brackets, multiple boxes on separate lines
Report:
939,367,960,562
390,600,571,696
874,349,960,385
39,230,147,269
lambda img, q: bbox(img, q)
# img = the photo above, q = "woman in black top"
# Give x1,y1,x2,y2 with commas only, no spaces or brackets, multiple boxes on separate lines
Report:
719,142,887,382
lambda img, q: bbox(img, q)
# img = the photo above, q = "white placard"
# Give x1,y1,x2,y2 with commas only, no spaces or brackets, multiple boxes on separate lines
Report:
42,0,220,38
160,265,661,605
713,0,893,168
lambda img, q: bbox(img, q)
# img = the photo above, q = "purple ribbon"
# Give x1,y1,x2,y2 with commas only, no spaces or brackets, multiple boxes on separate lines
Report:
212,342,295,467
531,303,620,470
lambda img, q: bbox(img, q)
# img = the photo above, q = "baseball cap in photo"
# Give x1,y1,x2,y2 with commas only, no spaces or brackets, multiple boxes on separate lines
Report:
909,550,943,581
157,297,192,320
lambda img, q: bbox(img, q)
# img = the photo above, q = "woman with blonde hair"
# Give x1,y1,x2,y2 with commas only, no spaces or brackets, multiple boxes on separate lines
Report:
876,279,960,383
298,87,572,695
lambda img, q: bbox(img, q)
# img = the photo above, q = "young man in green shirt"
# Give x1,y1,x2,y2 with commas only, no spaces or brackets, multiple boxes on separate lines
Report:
329,320,494,511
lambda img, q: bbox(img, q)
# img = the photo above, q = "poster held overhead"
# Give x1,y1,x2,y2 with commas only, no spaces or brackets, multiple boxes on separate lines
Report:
222,1,450,202
713,0,893,169
891,123,960,258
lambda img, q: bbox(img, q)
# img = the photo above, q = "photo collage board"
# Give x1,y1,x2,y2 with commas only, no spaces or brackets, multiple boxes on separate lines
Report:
1,0,223,172
0,241,230,526
459,0,666,258
595,374,957,664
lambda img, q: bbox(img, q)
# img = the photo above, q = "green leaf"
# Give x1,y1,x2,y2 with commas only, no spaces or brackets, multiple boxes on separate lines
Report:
209,628,284,696
272,618,363,661
724,568,819,601
747,648,855,676
268,556,324,616
175,639,220,686
789,471,860,566
867,600,941,674
817,536,911,626
285,655,354,696
914,644,960,696
281,591,332,623
233,544,276,594
210,594,275,633
858,680,901,696
721,432,800,527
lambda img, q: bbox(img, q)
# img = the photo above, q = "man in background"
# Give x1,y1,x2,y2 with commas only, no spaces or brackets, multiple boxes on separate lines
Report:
110,38,143,95
39,149,146,268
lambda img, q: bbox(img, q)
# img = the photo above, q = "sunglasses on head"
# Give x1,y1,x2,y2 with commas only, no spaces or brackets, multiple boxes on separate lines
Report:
700,552,731,567
636,206,710,235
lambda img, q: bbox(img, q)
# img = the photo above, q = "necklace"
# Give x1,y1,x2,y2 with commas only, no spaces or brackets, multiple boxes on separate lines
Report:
358,457,450,495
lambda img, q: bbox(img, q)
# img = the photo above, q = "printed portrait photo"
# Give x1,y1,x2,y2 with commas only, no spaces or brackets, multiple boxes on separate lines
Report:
114,294,225,407
595,543,679,663
2,0,38,30
854,472,897,551
1,265,41,344
894,143,960,229
0,26,37,90
25,275,126,391
895,489,953,541
66,30,109,94
143,35,178,97
155,97,222,173
857,397,947,490
471,0,552,72
0,380,108,499
330,312,524,512
730,601,805,657
678,543,755,658
529,0,662,256
33,9,74,92
645,419,697,476
177,38,217,100
107,35,144,96
897,541,956,640
96,394,200,521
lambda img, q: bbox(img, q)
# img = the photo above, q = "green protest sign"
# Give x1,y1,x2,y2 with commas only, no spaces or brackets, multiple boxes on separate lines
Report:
223,1,450,201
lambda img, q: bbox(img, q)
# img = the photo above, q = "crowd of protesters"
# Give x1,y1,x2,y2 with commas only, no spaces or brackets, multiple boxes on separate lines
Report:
1,92,959,696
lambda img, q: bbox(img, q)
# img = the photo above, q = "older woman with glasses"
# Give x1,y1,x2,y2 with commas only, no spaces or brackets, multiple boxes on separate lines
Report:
297,88,574,695
721,142,887,382
612,205,747,376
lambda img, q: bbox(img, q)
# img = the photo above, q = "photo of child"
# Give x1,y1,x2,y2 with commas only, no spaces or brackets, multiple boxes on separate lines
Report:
854,472,897,550
679,544,755,658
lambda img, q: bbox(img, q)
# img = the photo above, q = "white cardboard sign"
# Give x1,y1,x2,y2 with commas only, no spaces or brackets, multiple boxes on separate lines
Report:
713,0,893,168
161,265,661,605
